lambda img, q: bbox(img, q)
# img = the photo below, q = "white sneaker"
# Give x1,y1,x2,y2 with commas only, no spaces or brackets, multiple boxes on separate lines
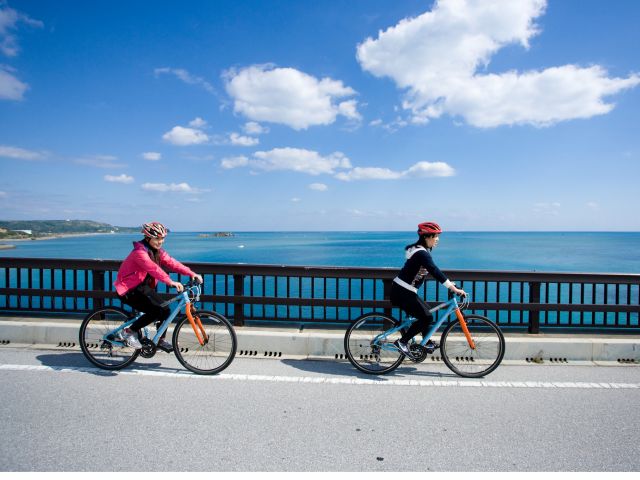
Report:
394,339,414,358
121,328,142,349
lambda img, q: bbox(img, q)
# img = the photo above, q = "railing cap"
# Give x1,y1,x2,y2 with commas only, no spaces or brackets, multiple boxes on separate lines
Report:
1,257,639,283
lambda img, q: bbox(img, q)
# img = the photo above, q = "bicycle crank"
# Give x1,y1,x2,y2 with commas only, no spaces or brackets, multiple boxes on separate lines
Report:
409,344,429,363
139,338,157,358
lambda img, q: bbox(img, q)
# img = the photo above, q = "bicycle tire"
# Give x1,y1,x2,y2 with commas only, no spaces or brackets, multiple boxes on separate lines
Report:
172,310,237,375
440,314,505,378
79,307,140,370
344,312,405,375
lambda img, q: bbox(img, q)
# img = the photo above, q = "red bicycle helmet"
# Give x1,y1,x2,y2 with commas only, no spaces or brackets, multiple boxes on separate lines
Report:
417,221,442,235
141,221,168,238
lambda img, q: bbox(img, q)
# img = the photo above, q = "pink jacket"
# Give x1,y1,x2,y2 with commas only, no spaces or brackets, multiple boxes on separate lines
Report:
114,241,196,295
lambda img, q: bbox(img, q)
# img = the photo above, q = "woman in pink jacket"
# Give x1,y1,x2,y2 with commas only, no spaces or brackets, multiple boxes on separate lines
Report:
114,222,203,352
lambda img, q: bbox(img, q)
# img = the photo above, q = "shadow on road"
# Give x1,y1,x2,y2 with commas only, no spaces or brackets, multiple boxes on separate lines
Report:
34,352,182,377
281,358,457,380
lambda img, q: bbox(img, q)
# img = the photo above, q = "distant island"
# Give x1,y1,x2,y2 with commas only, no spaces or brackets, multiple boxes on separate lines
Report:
0,220,137,240
198,232,234,238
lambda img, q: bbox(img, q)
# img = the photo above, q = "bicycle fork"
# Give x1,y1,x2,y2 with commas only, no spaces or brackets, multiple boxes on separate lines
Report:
454,308,476,350
186,303,209,346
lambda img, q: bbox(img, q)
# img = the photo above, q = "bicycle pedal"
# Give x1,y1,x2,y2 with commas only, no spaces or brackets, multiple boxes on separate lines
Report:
425,341,440,354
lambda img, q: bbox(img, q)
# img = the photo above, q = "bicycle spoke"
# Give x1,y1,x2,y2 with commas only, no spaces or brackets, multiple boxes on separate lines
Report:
79,308,139,370
173,311,237,375
344,313,404,374
440,314,504,377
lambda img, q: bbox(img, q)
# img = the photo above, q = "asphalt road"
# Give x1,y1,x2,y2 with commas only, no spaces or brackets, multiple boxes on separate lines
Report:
0,347,638,472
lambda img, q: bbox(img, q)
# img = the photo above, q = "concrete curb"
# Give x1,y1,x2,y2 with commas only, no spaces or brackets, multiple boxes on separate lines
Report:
0,318,639,363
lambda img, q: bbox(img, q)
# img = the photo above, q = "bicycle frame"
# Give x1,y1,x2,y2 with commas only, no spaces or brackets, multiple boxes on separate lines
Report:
373,295,476,352
105,283,208,347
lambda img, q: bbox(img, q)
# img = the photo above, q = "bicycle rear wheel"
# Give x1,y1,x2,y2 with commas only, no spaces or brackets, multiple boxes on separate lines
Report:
172,310,237,375
79,307,139,370
440,314,505,378
344,313,404,375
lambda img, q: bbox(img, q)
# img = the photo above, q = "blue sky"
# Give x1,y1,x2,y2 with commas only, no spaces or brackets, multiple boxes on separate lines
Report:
1,0,639,231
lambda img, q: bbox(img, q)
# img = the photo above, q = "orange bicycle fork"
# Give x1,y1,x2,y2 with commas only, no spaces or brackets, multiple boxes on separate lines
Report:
186,302,208,346
454,308,476,350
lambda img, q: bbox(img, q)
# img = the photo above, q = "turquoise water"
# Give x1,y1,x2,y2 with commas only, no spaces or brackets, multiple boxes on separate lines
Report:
1,231,639,273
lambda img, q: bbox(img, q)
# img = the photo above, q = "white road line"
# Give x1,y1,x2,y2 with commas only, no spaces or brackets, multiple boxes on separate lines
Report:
1,363,639,389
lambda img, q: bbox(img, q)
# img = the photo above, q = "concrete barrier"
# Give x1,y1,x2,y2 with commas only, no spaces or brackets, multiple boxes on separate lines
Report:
0,317,638,364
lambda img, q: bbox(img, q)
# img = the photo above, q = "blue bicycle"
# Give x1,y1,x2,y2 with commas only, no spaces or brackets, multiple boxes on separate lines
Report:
344,294,505,377
79,280,237,375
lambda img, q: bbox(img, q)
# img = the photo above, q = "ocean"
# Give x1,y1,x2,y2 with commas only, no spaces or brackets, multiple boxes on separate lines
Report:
1,231,639,274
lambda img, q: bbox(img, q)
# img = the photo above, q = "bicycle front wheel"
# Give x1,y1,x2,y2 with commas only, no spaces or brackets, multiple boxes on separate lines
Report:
344,313,404,375
79,307,140,370
440,314,505,378
173,310,237,375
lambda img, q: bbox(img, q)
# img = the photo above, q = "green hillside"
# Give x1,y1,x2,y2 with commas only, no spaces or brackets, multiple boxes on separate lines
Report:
0,220,137,239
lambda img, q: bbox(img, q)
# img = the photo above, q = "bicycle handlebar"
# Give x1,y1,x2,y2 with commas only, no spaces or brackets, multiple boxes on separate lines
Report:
182,278,203,288
447,290,467,299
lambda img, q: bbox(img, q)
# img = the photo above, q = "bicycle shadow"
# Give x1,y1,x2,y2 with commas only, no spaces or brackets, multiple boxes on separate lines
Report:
280,358,458,380
35,352,179,377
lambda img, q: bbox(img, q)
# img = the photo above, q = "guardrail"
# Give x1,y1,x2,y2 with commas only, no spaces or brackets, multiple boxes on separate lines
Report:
1,257,639,332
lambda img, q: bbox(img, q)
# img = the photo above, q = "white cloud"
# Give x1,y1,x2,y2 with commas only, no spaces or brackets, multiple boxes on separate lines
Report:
141,182,208,194
405,161,456,177
229,132,259,146
221,155,249,169
252,148,352,175
309,183,328,191
0,64,26,100
337,100,362,121
336,161,455,181
290,197,301,203
75,155,126,169
357,0,640,128
0,190,7,198
189,117,207,128
224,64,360,130
104,174,134,184
141,152,162,161
221,146,455,182
0,144,46,160
369,116,409,133
0,3,43,57
336,167,402,181
162,124,209,146
243,122,269,135
154,67,215,94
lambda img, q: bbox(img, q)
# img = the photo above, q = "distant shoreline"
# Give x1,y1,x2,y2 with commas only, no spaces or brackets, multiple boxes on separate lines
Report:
0,232,115,243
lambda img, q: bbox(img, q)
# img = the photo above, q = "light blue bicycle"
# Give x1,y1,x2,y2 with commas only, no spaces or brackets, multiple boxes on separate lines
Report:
79,280,237,375
344,293,505,377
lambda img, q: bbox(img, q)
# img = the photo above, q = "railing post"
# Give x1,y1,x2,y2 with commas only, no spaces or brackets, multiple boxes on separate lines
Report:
528,281,541,334
383,278,392,317
233,274,245,327
92,269,105,311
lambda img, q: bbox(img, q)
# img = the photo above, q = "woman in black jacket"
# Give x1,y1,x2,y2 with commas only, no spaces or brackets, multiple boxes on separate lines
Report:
391,221,466,358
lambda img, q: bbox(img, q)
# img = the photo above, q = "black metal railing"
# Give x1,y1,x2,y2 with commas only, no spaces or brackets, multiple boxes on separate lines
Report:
1,257,639,332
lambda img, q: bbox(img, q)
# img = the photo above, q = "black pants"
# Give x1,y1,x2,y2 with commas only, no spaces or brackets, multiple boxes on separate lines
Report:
390,282,433,343
119,283,170,335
